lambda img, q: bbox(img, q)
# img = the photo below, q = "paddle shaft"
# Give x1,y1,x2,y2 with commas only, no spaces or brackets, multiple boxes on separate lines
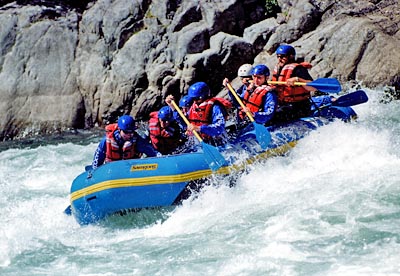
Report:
268,78,341,93
268,80,309,86
226,83,255,122
226,82,272,150
170,100,203,142
171,99,227,171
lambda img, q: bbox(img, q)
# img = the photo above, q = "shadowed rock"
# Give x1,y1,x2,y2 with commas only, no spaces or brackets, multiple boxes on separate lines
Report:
0,0,398,140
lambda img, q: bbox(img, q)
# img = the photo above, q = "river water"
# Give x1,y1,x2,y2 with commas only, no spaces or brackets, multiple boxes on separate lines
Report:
1,89,399,276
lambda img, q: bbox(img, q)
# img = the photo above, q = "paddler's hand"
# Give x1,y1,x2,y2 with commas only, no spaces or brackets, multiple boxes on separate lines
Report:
241,106,252,115
187,124,200,133
287,77,299,86
222,78,229,87
165,95,174,106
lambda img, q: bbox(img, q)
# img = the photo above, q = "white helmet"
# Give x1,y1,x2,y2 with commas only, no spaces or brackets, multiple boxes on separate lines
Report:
237,64,253,77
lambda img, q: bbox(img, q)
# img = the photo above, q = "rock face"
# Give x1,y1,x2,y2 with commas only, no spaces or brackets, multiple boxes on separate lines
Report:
0,0,399,140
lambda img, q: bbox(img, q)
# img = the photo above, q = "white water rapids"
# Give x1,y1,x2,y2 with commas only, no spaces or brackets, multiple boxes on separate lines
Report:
1,88,399,276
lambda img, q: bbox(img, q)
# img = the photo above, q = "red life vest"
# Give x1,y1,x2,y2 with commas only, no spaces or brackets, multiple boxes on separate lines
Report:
239,85,273,119
214,97,233,112
272,62,312,103
148,111,183,154
105,123,138,162
188,98,229,125
188,98,227,140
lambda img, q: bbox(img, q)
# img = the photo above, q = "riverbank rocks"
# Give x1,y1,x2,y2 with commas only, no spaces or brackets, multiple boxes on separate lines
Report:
0,0,398,140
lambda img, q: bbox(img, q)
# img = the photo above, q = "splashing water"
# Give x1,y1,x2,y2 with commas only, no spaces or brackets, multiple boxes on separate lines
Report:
1,89,400,276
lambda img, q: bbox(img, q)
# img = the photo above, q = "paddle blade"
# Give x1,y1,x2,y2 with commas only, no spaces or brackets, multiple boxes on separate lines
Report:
253,122,271,150
308,78,341,93
201,142,226,171
64,205,72,215
334,90,368,107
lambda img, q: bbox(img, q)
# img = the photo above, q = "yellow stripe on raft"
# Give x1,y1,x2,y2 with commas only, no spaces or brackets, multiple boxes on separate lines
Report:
70,169,211,202
70,141,297,203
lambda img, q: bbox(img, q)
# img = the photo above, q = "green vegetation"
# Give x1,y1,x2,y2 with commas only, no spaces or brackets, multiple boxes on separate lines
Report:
265,0,280,17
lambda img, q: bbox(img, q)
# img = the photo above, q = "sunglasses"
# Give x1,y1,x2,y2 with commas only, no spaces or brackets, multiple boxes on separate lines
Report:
277,54,288,59
122,130,134,134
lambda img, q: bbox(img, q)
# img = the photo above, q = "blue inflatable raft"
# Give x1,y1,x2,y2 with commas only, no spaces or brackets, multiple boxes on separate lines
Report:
66,91,368,225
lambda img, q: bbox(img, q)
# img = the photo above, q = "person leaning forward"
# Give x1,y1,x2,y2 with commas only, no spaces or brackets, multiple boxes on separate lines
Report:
92,115,157,169
185,82,228,146
166,94,193,131
148,106,186,155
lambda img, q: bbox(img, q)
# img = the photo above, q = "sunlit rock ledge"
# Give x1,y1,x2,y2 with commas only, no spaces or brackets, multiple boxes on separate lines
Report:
0,0,398,140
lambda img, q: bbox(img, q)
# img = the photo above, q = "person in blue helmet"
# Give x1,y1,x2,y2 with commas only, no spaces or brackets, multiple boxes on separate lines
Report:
174,82,228,146
179,95,193,114
223,64,277,125
271,44,316,121
148,106,186,155
169,95,193,130
92,115,157,169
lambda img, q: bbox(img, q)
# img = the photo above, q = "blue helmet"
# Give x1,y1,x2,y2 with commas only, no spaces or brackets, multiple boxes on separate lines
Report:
158,106,173,121
179,95,193,107
276,45,296,57
118,115,136,132
251,64,270,76
188,82,210,99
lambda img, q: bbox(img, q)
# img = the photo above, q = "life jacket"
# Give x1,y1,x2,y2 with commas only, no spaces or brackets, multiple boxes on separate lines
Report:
214,97,233,116
148,111,183,154
239,85,273,119
188,97,227,140
105,123,138,162
272,62,312,103
188,98,229,125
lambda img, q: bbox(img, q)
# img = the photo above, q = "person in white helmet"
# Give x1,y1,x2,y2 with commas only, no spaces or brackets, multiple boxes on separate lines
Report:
222,64,253,109
223,64,253,124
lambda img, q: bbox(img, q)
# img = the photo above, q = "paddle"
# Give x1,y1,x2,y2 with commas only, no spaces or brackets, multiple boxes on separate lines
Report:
315,90,368,110
226,82,271,150
170,100,226,171
268,78,341,93
64,205,72,215
332,90,368,107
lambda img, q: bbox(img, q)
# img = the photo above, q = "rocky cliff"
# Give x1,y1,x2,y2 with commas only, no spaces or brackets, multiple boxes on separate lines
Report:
0,0,398,140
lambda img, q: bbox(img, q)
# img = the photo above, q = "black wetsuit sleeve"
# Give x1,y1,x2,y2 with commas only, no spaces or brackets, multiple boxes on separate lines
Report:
292,66,313,81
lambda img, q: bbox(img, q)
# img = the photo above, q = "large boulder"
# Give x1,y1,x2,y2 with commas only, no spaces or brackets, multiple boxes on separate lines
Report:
0,5,83,139
256,0,400,88
0,0,398,140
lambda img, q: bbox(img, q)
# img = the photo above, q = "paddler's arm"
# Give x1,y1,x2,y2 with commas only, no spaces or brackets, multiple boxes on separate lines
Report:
92,137,106,169
135,134,158,157
287,67,316,92
253,91,277,124
198,105,226,136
